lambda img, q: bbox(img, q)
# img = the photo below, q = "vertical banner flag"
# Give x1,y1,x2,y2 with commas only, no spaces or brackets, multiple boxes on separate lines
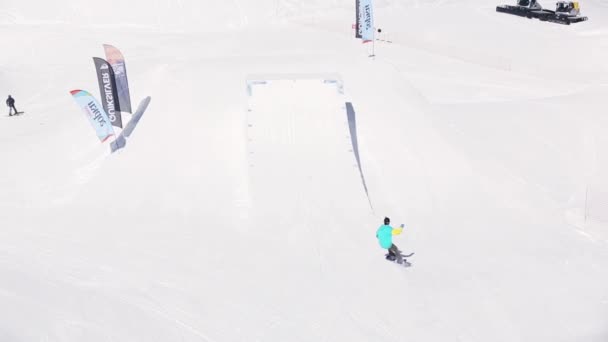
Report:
70,90,115,142
358,0,374,43
93,57,123,128
355,0,362,38
103,44,132,114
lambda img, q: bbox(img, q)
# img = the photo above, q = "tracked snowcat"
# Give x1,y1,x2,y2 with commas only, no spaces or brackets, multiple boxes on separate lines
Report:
496,0,588,24
535,1,588,24
496,0,543,18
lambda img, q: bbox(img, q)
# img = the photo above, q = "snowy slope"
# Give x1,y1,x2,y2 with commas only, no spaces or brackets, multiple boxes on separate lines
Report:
1,0,608,341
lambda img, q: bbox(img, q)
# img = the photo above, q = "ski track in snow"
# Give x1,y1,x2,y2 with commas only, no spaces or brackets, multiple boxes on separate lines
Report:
232,0,248,28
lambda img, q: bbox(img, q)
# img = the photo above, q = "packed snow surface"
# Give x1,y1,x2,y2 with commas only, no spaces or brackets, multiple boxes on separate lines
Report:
1,0,607,341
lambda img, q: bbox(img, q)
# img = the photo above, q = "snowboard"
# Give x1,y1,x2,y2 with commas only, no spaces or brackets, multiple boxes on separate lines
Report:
8,112,24,117
385,252,414,267
387,258,412,267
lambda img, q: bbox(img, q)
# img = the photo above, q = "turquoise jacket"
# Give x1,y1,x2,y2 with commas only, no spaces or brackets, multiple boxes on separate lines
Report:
376,224,403,249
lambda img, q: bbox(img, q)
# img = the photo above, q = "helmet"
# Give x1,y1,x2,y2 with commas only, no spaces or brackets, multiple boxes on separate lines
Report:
384,217,390,225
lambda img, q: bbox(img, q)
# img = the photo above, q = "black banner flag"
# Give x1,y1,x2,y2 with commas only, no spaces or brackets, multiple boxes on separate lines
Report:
93,57,122,128
355,0,362,38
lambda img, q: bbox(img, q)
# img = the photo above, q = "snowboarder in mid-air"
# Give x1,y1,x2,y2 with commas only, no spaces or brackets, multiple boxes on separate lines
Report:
6,95,19,116
376,217,410,265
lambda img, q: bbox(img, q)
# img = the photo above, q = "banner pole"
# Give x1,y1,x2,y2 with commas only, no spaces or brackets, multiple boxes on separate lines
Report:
584,185,588,224
373,35,376,57
370,30,376,58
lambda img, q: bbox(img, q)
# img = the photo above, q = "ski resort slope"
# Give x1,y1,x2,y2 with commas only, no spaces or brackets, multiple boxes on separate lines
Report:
1,0,608,341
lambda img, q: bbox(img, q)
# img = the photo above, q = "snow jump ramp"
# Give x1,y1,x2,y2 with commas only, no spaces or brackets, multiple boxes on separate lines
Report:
246,76,371,219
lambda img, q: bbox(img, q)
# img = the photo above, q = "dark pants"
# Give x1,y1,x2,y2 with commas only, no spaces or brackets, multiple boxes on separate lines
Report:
8,105,18,115
387,244,403,264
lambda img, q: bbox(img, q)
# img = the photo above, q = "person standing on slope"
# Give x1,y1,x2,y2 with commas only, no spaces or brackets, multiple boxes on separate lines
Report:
6,95,19,116
376,217,405,264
